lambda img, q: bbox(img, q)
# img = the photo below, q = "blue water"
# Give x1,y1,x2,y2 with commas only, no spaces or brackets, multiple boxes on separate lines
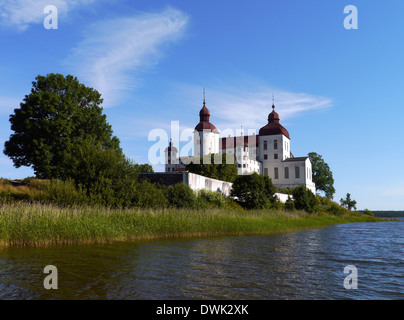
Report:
0,219,402,299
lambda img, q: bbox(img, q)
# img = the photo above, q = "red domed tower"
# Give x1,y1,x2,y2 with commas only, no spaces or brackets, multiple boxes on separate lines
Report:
194,91,220,157
258,104,291,176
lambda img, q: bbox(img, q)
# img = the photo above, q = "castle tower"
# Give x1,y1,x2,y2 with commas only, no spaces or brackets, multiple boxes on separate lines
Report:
165,138,179,172
194,93,220,157
258,104,291,177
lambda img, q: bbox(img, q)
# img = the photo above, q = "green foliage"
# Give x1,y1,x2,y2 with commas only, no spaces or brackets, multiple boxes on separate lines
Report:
340,193,357,211
185,153,238,182
292,186,318,213
46,179,88,206
362,209,374,216
134,181,168,208
284,196,296,211
60,139,140,208
196,190,227,208
308,152,335,199
135,163,154,173
166,183,197,209
230,173,276,209
4,73,120,179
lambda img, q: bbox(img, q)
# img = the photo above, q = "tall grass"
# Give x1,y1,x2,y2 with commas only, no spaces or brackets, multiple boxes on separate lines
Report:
0,202,382,249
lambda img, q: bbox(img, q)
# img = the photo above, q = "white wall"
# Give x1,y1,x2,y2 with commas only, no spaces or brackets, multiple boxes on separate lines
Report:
185,172,233,196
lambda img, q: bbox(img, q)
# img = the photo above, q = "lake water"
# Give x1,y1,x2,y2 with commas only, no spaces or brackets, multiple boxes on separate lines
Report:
0,219,403,300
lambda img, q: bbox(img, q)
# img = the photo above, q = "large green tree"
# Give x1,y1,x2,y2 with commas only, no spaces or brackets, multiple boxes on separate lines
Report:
4,73,120,179
308,152,335,199
230,172,276,209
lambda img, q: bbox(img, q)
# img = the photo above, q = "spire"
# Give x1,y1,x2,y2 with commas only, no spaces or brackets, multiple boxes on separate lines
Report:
203,88,206,106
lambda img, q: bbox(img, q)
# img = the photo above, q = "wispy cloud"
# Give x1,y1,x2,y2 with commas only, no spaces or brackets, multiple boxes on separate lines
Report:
170,82,332,134
65,8,189,108
0,0,97,31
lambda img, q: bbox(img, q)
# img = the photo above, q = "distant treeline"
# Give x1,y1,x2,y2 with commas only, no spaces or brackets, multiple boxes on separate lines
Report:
370,211,404,217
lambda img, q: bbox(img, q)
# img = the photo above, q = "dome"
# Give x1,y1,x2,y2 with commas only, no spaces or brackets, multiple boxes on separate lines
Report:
258,104,290,139
165,139,177,152
194,99,219,133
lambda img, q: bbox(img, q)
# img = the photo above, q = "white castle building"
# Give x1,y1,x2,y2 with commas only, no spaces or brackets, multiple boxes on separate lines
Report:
165,97,316,193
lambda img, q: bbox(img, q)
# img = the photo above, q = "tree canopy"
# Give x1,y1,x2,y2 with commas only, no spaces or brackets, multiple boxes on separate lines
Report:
185,153,238,182
4,73,120,179
308,152,335,199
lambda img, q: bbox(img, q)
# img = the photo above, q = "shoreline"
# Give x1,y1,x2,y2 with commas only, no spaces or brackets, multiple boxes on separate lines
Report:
0,202,388,249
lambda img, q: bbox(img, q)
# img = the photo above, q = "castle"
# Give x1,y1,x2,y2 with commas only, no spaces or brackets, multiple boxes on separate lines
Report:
164,97,316,194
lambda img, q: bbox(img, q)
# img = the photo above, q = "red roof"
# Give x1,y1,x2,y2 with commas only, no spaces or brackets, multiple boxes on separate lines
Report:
258,104,290,139
221,135,259,149
195,100,219,133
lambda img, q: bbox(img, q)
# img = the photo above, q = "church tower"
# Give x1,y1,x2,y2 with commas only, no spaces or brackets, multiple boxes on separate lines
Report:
194,92,220,157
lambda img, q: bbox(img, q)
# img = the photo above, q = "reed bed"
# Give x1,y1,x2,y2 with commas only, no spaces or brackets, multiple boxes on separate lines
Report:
0,202,381,249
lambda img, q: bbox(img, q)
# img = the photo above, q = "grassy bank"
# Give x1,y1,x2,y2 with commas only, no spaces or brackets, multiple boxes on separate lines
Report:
0,202,384,249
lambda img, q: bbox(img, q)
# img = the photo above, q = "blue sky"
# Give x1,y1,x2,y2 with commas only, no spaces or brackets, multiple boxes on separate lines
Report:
0,0,403,210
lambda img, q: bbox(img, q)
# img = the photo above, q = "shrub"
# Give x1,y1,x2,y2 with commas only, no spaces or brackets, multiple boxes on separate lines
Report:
362,209,374,216
47,179,88,206
134,181,168,208
292,186,318,213
284,196,296,211
166,183,197,208
231,173,276,209
196,190,227,208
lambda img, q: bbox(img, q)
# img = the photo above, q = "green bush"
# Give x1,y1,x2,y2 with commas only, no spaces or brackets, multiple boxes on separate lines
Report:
284,196,296,211
292,186,318,213
230,173,276,209
134,181,168,208
362,209,374,216
47,179,88,206
166,183,197,209
196,190,227,208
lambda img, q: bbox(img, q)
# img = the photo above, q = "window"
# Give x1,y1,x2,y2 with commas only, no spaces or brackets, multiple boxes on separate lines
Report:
274,154,278,160
167,168,171,172
168,159,171,164
274,140,278,149
295,166,300,179
264,168,268,176
264,154,268,160
285,167,289,179
274,168,279,179
264,141,268,150
243,164,246,168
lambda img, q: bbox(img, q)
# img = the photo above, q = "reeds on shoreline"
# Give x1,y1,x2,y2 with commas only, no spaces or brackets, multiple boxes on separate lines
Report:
0,202,382,249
